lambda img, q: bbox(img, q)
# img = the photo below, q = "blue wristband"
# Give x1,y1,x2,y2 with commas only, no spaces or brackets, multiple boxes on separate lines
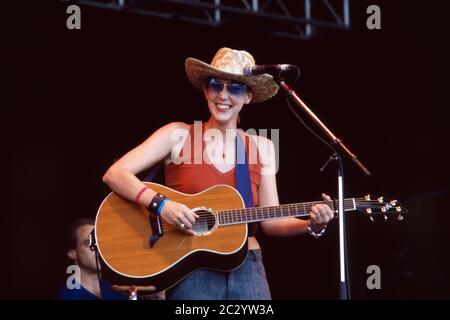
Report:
156,197,169,216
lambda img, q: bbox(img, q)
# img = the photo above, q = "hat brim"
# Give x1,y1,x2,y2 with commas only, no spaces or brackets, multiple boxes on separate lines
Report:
185,58,279,104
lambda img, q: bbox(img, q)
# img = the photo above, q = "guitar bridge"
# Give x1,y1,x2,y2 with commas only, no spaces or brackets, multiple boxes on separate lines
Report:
149,213,163,248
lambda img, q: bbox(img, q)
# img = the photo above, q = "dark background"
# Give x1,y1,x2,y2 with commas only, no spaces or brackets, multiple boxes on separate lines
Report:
3,0,450,299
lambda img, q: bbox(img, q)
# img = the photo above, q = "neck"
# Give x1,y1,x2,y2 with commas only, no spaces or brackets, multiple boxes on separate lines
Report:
79,267,102,298
206,117,238,135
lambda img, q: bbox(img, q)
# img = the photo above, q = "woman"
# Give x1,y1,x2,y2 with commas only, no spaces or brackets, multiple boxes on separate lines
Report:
102,47,334,299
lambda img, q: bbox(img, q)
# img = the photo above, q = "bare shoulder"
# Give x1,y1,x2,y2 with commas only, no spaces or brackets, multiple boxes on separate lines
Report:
157,121,190,134
139,122,191,151
153,122,191,164
148,121,190,141
244,131,277,174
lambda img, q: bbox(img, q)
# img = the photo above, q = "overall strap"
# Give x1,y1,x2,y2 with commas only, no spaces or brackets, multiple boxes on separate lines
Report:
236,131,254,208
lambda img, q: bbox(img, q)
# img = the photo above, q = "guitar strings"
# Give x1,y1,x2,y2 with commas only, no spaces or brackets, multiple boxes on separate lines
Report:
156,199,399,227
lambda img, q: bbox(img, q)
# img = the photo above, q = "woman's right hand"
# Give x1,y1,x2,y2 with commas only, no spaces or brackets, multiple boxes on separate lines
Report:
160,200,199,234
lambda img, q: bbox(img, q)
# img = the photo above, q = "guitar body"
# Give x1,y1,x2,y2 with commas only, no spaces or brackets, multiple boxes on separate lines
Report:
95,182,248,293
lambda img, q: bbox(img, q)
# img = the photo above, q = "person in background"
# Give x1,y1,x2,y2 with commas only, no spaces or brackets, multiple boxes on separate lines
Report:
57,218,126,300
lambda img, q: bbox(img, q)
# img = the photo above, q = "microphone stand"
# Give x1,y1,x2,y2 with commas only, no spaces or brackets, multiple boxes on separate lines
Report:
276,78,371,300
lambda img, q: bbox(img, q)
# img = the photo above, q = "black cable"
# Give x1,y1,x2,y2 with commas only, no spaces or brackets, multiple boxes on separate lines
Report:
291,66,301,86
285,93,338,155
94,245,104,299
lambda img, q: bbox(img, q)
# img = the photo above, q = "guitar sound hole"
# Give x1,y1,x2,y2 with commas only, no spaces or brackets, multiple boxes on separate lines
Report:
192,209,216,235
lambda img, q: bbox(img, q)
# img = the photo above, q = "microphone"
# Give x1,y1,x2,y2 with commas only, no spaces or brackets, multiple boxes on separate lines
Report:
243,64,298,77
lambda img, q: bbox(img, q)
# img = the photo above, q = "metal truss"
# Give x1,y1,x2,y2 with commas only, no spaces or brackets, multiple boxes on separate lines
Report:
61,0,351,40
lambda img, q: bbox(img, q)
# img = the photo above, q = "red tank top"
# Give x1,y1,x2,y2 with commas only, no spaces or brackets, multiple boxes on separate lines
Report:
165,122,261,206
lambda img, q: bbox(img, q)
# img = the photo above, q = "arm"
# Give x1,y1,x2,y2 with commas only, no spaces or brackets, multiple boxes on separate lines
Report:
102,122,186,205
102,122,198,231
250,135,333,237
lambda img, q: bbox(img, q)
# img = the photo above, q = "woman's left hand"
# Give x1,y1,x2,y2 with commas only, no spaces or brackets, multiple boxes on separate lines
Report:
309,193,335,232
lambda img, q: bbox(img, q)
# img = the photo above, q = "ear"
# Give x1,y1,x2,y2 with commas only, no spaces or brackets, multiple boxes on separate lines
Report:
67,249,77,261
203,86,209,98
244,92,253,104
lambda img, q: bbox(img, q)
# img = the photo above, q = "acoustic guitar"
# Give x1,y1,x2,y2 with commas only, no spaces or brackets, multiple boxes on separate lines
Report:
93,182,406,293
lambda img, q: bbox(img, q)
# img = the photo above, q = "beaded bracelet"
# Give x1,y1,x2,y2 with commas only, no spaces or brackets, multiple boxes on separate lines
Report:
306,220,326,238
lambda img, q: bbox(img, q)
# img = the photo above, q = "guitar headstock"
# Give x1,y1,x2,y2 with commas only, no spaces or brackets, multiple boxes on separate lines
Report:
355,195,407,222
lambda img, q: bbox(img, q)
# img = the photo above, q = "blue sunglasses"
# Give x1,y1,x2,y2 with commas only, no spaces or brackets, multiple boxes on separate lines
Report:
206,78,248,96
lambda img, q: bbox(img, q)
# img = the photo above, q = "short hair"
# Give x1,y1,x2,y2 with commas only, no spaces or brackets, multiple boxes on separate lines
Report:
68,218,95,250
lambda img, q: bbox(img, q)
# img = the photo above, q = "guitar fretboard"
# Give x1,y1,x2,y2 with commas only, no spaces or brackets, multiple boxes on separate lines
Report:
216,199,356,226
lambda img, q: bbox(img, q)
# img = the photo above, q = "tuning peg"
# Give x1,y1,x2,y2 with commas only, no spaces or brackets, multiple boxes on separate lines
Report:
381,207,387,213
369,216,374,222
383,215,388,221
397,214,404,221
378,197,384,203
390,200,397,206
365,194,371,201
366,208,372,214
396,206,402,212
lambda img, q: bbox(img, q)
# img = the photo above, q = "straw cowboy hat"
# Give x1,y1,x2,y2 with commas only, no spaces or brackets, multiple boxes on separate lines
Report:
185,47,279,103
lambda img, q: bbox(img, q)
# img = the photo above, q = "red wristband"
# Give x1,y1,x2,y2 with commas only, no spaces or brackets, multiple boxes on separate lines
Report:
134,186,148,203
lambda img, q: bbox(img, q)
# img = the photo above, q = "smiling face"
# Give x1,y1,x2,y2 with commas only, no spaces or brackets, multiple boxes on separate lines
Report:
203,78,252,125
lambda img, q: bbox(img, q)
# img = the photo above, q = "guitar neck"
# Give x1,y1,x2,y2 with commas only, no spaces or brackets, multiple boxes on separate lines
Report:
216,199,357,226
